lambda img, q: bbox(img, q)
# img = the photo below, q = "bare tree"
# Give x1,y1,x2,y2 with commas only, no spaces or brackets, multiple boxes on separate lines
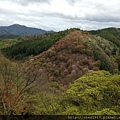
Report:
0,54,35,115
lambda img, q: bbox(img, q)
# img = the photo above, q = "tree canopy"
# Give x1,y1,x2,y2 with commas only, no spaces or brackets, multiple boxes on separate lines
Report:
61,71,120,115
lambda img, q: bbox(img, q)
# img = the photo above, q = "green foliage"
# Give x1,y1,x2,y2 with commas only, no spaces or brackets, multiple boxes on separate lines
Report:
0,34,19,41
116,56,120,71
1,29,72,60
87,37,117,73
112,48,117,55
54,70,60,77
92,108,119,115
50,82,59,89
67,59,73,66
0,39,16,49
32,92,63,115
61,71,120,115
89,28,120,47
25,70,120,115
94,49,115,73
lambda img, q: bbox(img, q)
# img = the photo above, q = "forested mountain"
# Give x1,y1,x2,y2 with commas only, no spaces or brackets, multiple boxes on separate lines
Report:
0,24,54,36
89,27,120,47
22,29,119,89
0,27,120,116
1,29,71,59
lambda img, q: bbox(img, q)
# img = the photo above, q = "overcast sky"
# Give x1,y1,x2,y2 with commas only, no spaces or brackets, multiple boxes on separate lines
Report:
0,0,120,31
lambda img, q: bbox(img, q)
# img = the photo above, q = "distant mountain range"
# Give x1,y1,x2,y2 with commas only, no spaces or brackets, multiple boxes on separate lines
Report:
0,24,54,36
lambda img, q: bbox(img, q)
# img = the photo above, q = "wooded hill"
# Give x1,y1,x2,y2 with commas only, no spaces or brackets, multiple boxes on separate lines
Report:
0,28,120,116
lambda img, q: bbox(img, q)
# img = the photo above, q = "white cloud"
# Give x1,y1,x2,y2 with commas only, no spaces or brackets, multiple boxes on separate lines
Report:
0,0,120,31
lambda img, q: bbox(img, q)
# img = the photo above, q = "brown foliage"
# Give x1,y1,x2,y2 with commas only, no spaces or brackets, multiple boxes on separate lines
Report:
24,30,98,90
0,54,35,115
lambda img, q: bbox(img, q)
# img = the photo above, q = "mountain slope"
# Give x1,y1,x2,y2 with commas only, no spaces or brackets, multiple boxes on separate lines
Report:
0,24,53,36
89,27,120,71
89,27,120,47
1,29,71,59
1,28,119,91
21,29,119,92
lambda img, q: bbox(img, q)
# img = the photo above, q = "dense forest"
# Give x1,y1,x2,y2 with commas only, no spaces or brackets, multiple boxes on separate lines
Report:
0,28,120,118
1,29,73,60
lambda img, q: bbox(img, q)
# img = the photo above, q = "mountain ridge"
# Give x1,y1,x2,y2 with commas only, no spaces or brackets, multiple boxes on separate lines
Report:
88,27,120,47
19,29,119,91
0,24,54,36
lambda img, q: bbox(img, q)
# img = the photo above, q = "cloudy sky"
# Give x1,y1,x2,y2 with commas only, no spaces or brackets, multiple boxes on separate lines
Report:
0,0,120,31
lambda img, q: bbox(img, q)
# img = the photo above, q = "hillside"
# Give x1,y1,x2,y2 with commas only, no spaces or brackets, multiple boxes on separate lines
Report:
1,29,71,59
20,29,119,92
89,27,120,47
1,29,120,81
0,24,53,36
0,28,120,115
89,28,120,72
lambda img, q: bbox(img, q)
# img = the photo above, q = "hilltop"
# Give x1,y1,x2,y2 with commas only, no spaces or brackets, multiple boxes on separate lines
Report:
18,28,119,91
